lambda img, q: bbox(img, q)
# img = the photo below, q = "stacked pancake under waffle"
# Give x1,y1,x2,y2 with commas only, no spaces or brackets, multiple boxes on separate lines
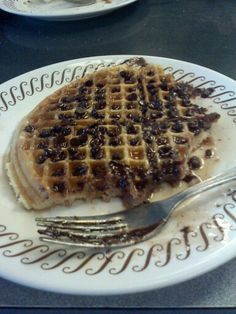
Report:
6,61,220,210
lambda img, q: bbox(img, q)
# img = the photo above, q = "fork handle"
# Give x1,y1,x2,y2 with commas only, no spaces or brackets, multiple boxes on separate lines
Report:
168,167,236,210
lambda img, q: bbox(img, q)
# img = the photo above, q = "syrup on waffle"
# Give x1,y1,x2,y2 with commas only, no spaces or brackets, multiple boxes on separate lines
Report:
6,60,220,210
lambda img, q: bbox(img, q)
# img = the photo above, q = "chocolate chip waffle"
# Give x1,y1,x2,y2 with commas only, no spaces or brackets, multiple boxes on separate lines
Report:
6,61,220,210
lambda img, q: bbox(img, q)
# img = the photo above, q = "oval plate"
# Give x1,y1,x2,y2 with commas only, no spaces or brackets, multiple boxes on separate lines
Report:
0,55,236,295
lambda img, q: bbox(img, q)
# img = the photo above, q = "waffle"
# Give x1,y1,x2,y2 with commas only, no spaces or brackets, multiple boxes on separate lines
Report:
6,60,220,210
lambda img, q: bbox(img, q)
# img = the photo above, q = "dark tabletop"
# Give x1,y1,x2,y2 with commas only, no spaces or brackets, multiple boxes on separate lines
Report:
1,0,236,308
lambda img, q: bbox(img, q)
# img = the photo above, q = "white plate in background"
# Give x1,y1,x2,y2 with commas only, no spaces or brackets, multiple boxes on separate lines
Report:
0,0,138,21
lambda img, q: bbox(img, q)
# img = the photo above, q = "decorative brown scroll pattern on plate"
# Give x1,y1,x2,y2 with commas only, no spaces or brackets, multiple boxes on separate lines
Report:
0,60,236,122
0,189,235,276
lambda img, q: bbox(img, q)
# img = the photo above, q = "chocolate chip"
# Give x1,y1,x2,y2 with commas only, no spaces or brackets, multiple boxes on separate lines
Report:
117,177,128,189
84,80,93,87
161,160,182,177
110,103,120,110
125,78,135,84
91,109,105,119
147,84,158,95
120,71,131,80
205,149,214,159
38,129,52,138
37,141,48,149
98,126,107,134
181,97,191,107
37,154,48,164
51,125,61,134
107,127,121,137
58,113,73,121
79,100,90,109
95,101,106,110
61,127,71,136
171,162,182,177
68,148,86,160
159,121,169,132
77,95,89,103
112,152,123,160
147,71,154,76
167,108,179,119
52,182,66,193
149,100,163,110
174,136,188,145
111,87,120,93
76,128,87,136
109,137,122,146
171,121,184,133
201,88,214,98
96,83,104,89
150,112,163,119
72,165,88,176
126,93,137,101
91,146,104,159
90,137,105,146
159,80,168,91
92,166,107,178
127,113,141,123
135,180,147,190
188,120,201,135
151,125,160,136
44,148,55,157
126,102,136,110
158,146,174,158
126,123,137,134
52,168,64,176
110,113,121,120
183,174,197,183
78,86,89,95
24,124,34,133
129,137,141,146
75,108,89,119
188,156,202,170
109,161,128,177
87,124,99,136
144,131,154,144
57,103,73,111
185,108,196,117
70,134,88,147
77,182,85,191
128,87,136,92
198,113,220,130
157,137,168,146
54,135,68,148
51,150,67,162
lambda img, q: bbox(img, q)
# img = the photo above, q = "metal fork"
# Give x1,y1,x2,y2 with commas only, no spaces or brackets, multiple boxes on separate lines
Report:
36,167,236,248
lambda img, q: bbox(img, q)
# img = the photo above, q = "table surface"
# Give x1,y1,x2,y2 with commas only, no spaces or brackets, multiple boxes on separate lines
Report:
1,0,236,308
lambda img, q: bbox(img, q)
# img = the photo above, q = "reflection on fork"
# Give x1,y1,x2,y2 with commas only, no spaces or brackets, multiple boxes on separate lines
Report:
36,167,236,249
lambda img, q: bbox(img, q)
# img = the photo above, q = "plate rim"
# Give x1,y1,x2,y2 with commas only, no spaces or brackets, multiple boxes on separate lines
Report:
1,54,235,88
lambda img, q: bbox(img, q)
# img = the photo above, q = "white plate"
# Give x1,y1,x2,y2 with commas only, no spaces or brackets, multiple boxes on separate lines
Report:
1,55,236,295
0,0,138,21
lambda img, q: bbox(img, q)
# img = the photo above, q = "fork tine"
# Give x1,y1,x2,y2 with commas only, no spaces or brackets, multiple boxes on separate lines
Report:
38,236,131,248
37,225,127,239
36,221,127,231
35,215,124,225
